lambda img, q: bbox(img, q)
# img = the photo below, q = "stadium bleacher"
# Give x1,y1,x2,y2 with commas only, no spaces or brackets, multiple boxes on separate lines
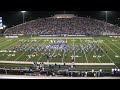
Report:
1,14,120,78
4,14,120,36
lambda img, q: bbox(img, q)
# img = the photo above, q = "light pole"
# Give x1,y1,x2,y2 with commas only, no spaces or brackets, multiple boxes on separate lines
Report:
104,11,109,31
21,11,26,23
105,11,109,23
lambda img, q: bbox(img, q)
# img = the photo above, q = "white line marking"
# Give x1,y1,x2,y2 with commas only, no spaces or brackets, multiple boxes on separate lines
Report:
79,39,88,63
0,40,19,61
37,39,48,62
0,39,8,45
61,38,65,63
14,39,34,61
105,38,120,50
103,41,119,55
115,39,120,45
4,41,20,60
62,51,65,63
49,38,57,62
92,38,118,68
15,53,25,61
0,39,15,49
26,39,42,61
91,39,101,63
0,61,115,65
73,38,76,62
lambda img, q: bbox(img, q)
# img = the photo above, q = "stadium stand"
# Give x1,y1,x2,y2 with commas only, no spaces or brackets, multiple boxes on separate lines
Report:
4,14,120,36
1,14,120,78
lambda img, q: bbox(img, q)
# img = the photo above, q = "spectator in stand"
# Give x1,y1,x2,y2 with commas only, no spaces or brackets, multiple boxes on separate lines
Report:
4,16,120,36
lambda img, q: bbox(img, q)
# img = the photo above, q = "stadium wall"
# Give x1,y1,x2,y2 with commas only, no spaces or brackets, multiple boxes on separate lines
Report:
39,35,86,37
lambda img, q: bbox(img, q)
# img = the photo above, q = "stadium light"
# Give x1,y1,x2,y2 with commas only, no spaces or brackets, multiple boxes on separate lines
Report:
104,11,110,23
3,25,6,29
103,11,110,31
21,11,26,23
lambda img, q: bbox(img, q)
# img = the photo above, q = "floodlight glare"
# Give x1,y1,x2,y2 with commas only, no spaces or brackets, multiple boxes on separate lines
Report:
21,11,26,13
21,11,27,23
100,69,102,72
3,25,6,28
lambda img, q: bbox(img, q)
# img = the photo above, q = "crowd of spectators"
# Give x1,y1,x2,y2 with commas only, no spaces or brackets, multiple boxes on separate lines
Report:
4,16,120,36
1,65,120,77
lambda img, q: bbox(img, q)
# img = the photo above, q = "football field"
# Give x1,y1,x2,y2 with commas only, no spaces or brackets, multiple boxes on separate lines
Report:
0,36,120,70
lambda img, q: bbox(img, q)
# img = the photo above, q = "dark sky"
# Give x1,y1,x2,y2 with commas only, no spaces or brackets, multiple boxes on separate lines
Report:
0,11,120,28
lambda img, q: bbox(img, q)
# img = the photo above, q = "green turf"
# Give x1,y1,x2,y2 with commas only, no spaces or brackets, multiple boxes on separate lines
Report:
0,36,120,70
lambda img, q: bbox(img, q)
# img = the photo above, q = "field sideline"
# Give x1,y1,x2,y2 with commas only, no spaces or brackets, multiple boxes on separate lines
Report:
1,75,120,79
0,36,120,70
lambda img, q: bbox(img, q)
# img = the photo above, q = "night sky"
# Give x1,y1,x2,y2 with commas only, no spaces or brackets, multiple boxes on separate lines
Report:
0,11,120,28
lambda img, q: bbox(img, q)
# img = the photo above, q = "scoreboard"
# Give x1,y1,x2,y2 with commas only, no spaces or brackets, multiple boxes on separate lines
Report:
0,17,3,29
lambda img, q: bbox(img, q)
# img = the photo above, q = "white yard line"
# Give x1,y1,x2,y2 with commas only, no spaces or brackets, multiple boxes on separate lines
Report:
71,39,76,62
26,39,43,61
37,39,47,62
26,38,45,61
73,38,76,62
2,57,10,61
49,38,57,62
0,39,8,45
0,40,18,52
0,39,15,49
15,39,34,61
62,51,65,63
102,41,119,55
105,38,120,50
4,40,20,61
25,55,31,61
91,39,101,63
0,39,10,45
15,53,25,61
4,40,19,50
92,38,118,68
115,39,120,45
0,40,19,61
79,39,88,63
93,50,101,63
92,38,113,63
61,38,65,63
